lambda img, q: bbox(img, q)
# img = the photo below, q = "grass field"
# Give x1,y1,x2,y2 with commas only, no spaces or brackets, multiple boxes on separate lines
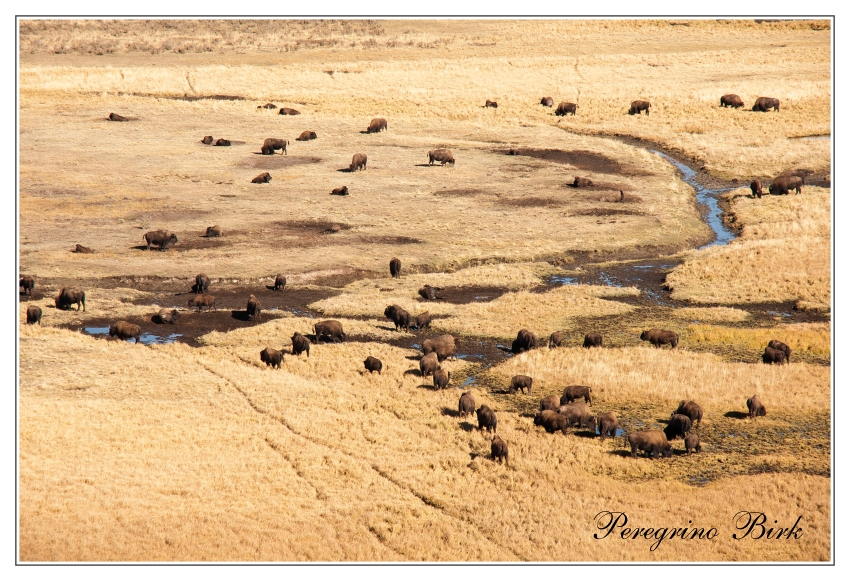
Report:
18,19,832,562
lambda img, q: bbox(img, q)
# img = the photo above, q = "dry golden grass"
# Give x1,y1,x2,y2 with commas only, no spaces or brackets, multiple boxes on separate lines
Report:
686,322,831,360
669,307,750,323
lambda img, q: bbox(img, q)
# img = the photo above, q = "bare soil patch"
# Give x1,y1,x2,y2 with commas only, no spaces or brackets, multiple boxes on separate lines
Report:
416,285,512,305
245,155,323,169
496,196,564,208
571,208,645,217
434,188,489,198
497,148,623,174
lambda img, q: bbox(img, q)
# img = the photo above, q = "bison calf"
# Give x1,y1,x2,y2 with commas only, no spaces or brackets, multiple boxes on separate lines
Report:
291,332,311,357
418,285,442,300
252,172,272,184
685,432,702,454
491,435,508,464
364,356,383,375
260,347,284,369
26,305,42,325
509,375,533,395
109,321,141,343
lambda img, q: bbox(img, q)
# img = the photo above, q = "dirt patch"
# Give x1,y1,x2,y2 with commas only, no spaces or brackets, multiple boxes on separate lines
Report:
497,148,623,174
434,188,489,198
133,235,226,253
496,196,565,208
416,285,512,305
358,235,423,245
244,155,323,170
112,92,245,102
571,208,645,217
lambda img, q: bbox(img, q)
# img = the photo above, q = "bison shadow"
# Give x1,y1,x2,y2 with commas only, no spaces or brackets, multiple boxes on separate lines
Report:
608,450,635,458
402,369,420,377
374,325,399,332
337,167,356,173
230,310,252,322
441,407,460,418
459,422,477,432
414,163,436,167
724,411,750,420
574,430,598,439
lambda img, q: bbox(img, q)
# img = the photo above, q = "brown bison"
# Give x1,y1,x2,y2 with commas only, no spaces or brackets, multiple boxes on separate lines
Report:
188,295,216,312
422,334,457,361
597,412,619,440
279,108,301,115
674,400,703,427
349,153,368,172
428,149,455,166
109,321,141,343
640,328,679,349
491,435,508,464
19,276,34,295
384,304,411,331
556,102,577,116
331,186,349,196
258,103,277,109
291,332,311,357
762,346,787,365
558,402,596,430
433,368,450,390
511,329,538,354
685,432,702,454
205,225,222,237
629,100,651,115
367,118,388,133
485,100,498,108
201,135,214,144
314,320,346,343
583,333,602,348
26,305,42,325
560,385,592,405
573,176,593,187
769,175,802,195
273,274,287,292
780,169,813,185
156,308,180,324
540,395,560,412
665,414,692,441
418,285,442,300
192,273,210,294
548,332,564,349
107,112,128,121
477,405,498,432
414,312,432,331
390,257,401,279
459,391,476,418
509,375,533,395
73,244,94,254
262,138,288,155
246,294,262,321
144,230,178,251
752,97,780,112
364,356,383,375
750,180,763,199
214,138,231,146
628,430,672,459
747,394,767,419
534,410,568,435
540,97,554,107
767,340,791,363
420,352,440,377
720,94,745,108
295,131,317,141
252,172,272,184
55,288,86,311
260,347,284,368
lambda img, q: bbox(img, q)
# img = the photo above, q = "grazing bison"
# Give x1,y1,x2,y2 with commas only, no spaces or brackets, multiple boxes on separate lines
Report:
258,103,277,109
420,352,440,378
331,186,349,196
485,100,498,108
422,334,457,361
540,395,560,412
192,273,210,294
665,414,692,441
144,230,178,251
558,402,596,430
548,332,564,349
573,176,593,187
291,332,311,357
260,347,284,369
157,308,180,324
597,412,619,440
768,339,791,363
213,138,231,146
390,257,401,279
273,274,287,292
349,153,368,172
640,328,679,349
26,305,42,325
314,320,346,343
73,244,94,254
685,432,702,454
55,288,86,311
433,368,450,390
750,180,763,199
109,321,141,343
752,97,780,112
364,356,383,375
628,430,672,459
511,329,538,354
427,149,455,166
534,410,568,435
414,312,432,330
560,385,592,405
747,394,767,419
188,295,216,312
418,285,442,300
769,175,802,195
262,138,288,155
477,405,498,432
246,294,262,321
540,96,554,107
556,102,577,116
367,118,388,133
720,94,745,108
583,333,602,348
459,391,476,418
252,172,272,184
107,113,128,121
384,304,411,331
201,135,214,144
491,435,508,464
279,108,301,115
509,375,533,395
629,100,651,115
205,225,222,237
296,130,317,141
762,346,787,365
674,400,703,428
19,276,34,296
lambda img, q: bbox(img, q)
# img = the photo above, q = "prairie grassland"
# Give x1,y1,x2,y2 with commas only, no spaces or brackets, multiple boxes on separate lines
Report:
19,326,830,561
686,322,831,360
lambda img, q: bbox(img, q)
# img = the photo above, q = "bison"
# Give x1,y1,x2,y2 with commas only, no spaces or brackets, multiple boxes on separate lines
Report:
364,356,383,375
188,295,216,312
769,175,802,195
484,100,498,108
389,257,401,279
674,400,703,428
747,394,767,419
258,103,277,109
573,176,593,187
665,414,692,441
144,230,178,251
367,118,388,133
491,435,509,464
414,312,432,331
314,320,346,343
19,276,34,296
511,329,538,354
200,135,214,144
260,347,284,369
107,112,128,121
55,288,86,311
534,410,568,435
558,402,596,430
720,94,745,108
349,153,368,172
629,100,651,115
419,352,440,377
384,304,411,331
433,368,450,390
192,273,210,294
767,340,791,363
555,102,577,116
156,308,180,324
26,305,42,325
291,332,311,357
246,294,262,321
427,149,455,166
109,321,141,343
252,172,272,184
548,332,564,349
640,328,678,349
262,138,288,155
477,405,498,432
540,395,560,412
685,432,702,454
560,385,592,405
780,169,813,185
296,130,317,141
331,186,349,196
509,375,533,395
597,412,619,440
214,138,231,146
540,96,554,107
628,430,672,459
752,97,780,112
274,274,287,292
583,333,602,348
750,180,763,199
422,334,457,361
762,346,787,365
418,285,442,300
279,108,301,115
459,391,476,418
205,225,222,238
73,244,94,254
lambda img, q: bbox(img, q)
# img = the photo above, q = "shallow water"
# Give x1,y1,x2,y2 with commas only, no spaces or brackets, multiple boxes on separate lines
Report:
84,326,182,345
